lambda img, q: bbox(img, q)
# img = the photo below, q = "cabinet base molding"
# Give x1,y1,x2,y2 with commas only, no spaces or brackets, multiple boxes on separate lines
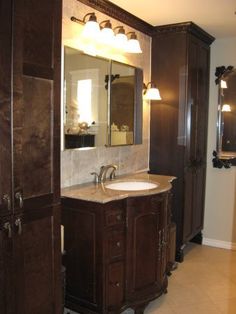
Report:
190,231,203,245
203,238,236,251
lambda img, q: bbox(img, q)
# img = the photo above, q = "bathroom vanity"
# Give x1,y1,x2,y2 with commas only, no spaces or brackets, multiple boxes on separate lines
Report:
61,173,174,314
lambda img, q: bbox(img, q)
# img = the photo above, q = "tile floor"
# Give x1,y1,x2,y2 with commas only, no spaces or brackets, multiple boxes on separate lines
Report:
65,243,236,314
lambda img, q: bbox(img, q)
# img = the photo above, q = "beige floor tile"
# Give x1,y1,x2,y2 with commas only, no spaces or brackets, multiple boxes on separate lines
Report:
212,297,236,314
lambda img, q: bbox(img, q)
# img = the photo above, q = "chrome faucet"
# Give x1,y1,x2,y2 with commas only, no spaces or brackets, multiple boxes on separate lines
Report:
91,164,118,183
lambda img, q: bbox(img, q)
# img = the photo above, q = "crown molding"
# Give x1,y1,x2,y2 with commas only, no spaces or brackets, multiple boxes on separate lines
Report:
153,21,215,45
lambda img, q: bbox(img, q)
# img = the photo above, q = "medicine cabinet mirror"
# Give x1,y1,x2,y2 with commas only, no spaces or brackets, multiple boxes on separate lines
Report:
62,46,143,150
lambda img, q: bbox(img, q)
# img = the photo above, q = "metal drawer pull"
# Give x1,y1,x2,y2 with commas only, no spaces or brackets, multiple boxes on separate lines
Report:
3,222,12,238
116,241,121,247
15,218,22,235
15,192,23,209
2,194,11,211
115,282,120,287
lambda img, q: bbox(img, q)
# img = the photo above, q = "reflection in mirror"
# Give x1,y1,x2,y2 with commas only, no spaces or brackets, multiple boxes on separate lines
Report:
63,46,143,150
216,66,236,158
110,61,135,146
63,46,109,149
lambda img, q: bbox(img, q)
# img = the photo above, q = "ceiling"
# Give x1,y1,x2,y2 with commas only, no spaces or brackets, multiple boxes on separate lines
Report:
108,0,236,39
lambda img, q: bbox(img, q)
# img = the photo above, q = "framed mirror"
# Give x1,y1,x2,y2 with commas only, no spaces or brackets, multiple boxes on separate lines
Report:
62,46,143,150
215,66,236,162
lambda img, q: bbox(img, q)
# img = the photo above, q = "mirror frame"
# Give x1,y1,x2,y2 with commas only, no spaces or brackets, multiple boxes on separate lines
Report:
214,65,236,167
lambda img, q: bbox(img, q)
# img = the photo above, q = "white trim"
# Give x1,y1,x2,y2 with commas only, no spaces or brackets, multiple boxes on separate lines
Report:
203,237,236,251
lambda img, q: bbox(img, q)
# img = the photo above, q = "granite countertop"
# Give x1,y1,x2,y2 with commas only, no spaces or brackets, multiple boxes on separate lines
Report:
61,172,176,204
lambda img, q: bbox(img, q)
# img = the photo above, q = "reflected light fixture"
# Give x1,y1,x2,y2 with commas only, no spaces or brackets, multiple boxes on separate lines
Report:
143,82,162,100
126,32,142,53
220,80,227,89
99,20,114,44
222,104,231,112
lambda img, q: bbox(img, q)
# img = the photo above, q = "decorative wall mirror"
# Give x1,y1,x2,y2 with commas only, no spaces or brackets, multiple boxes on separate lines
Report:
62,46,143,150
214,65,236,167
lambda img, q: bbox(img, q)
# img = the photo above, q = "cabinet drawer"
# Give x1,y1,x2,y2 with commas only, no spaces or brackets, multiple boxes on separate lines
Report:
104,209,125,227
106,262,124,308
107,230,125,261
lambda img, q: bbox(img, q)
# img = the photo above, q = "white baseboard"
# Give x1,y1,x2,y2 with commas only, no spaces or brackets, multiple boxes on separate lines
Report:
203,237,236,251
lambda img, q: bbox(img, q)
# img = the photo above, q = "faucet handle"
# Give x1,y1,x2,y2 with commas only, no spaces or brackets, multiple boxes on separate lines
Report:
90,172,99,183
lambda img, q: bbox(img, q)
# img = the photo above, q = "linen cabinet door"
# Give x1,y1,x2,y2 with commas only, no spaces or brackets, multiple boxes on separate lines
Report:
13,210,56,314
126,195,164,303
11,0,62,313
192,40,210,237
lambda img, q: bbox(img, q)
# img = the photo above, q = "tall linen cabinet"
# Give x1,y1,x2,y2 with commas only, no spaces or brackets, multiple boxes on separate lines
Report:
0,0,62,313
149,22,214,261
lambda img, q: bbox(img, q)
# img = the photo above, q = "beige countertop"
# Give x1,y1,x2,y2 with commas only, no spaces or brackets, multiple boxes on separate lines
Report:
61,172,176,204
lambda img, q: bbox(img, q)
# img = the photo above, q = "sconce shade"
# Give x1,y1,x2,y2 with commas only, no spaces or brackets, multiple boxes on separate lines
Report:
222,104,231,112
220,80,227,88
143,82,161,100
100,20,114,44
82,13,100,39
126,32,142,53
114,26,128,50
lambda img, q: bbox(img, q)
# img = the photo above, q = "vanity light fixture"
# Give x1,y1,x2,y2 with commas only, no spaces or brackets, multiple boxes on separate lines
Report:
222,104,231,112
126,32,142,53
71,15,142,54
143,82,162,100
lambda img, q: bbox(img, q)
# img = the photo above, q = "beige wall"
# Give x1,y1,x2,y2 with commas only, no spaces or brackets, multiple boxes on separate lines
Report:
61,0,151,187
204,36,236,249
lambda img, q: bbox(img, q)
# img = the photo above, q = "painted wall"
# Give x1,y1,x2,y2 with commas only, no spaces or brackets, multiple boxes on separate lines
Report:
203,36,236,249
61,0,151,187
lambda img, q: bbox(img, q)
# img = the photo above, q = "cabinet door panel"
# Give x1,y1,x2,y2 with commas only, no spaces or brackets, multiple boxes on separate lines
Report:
64,208,98,305
14,212,55,314
126,196,164,299
0,217,14,314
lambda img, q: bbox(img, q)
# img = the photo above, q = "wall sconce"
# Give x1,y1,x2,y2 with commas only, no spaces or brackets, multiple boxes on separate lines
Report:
71,14,142,54
143,82,161,100
222,104,231,112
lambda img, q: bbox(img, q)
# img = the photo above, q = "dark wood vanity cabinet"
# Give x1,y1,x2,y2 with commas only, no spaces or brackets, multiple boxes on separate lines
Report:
150,22,214,261
0,0,62,313
62,192,171,314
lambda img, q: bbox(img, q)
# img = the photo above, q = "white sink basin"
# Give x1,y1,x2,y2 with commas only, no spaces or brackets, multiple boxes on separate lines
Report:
105,181,158,191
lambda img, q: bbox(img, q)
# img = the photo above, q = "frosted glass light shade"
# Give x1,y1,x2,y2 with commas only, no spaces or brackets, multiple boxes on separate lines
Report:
126,32,142,53
100,27,114,45
222,104,231,112
126,38,142,53
114,33,127,50
145,87,161,100
83,20,100,39
220,80,227,89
